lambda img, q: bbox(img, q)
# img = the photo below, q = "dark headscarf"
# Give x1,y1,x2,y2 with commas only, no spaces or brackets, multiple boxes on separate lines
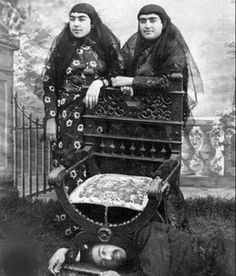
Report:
122,4,203,112
45,3,120,89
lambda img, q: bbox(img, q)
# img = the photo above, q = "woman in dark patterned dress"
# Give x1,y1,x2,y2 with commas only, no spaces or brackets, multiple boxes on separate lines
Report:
111,4,204,231
43,3,120,237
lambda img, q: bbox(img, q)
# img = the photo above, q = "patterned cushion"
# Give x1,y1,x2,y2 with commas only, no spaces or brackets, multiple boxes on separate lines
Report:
69,174,152,211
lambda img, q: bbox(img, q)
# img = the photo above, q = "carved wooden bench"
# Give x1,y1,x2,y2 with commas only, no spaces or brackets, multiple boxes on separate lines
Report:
49,73,184,275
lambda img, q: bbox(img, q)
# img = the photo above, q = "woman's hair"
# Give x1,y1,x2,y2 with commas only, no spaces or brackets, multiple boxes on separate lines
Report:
45,3,120,89
125,4,203,115
133,5,182,74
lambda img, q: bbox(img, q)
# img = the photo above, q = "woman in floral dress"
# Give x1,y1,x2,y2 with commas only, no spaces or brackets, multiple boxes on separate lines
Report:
43,3,120,237
43,3,120,192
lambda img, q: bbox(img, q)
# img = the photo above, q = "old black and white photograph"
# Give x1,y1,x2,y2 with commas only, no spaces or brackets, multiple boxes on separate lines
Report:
0,0,235,275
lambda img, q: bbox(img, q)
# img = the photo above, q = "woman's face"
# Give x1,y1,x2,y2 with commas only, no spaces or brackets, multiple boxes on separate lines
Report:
92,244,127,268
69,12,92,38
139,13,163,40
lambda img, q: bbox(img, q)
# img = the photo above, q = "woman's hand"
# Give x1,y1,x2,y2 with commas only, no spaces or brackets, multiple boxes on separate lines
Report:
111,76,134,87
46,118,57,141
48,248,68,274
100,271,121,276
48,165,66,186
84,79,103,109
121,86,134,97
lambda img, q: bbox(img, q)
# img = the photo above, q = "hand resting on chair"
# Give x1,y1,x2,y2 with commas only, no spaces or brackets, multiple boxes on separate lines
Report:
48,165,67,187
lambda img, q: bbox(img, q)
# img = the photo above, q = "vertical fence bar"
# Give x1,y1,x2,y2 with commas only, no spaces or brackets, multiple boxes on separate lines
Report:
42,128,47,194
48,140,53,191
35,118,39,196
28,113,32,196
21,106,25,197
14,94,18,190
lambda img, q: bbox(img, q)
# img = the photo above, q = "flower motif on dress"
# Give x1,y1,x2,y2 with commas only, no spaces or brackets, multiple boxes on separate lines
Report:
58,141,63,148
76,178,83,186
62,110,67,118
55,214,60,222
73,225,81,231
76,48,84,55
77,124,84,132
60,214,67,221
70,169,77,179
74,112,80,119
65,228,72,236
90,61,97,68
66,119,73,127
60,98,66,105
49,85,55,92
66,67,72,75
44,96,51,103
73,60,81,66
44,75,49,82
82,46,90,51
50,110,56,117
74,140,81,150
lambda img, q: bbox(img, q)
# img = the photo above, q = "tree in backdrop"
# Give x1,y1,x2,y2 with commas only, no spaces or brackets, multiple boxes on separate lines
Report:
1,0,53,119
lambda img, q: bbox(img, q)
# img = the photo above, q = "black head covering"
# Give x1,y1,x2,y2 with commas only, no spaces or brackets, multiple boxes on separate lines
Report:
123,4,203,118
137,4,170,27
69,3,97,21
44,3,120,89
132,5,173,73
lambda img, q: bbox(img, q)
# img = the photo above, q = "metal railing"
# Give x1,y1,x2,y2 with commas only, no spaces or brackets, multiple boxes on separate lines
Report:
13,92,235,197
13,93,52,197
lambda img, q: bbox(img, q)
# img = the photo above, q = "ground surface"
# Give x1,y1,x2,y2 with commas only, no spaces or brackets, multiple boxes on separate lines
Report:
0,195,235,275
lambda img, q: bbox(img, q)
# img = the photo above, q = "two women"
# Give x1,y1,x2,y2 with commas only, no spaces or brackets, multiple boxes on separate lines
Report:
45,4,212,275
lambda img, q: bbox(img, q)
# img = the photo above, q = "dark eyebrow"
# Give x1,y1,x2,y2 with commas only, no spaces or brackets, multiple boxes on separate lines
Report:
70,15,88,19
139,16,160,20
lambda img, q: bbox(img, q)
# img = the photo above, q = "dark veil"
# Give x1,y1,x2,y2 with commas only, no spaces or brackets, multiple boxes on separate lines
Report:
35,3,120,97
120,4,204,115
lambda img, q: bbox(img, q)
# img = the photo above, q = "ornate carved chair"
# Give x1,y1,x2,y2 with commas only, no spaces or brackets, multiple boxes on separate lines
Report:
49,73,184,275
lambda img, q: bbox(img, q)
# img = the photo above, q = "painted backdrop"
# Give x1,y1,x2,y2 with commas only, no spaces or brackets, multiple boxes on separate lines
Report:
9,0,236,118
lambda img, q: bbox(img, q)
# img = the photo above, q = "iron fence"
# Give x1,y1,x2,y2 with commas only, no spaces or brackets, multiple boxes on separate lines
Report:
13,93,52,197
13,92,235,197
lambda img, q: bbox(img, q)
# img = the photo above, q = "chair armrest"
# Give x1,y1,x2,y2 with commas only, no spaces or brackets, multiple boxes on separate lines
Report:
147,159,180,199
48,144,94,188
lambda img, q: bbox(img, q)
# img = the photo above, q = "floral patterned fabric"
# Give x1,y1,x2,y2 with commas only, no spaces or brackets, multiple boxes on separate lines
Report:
43,39,108,190
69,174,152,211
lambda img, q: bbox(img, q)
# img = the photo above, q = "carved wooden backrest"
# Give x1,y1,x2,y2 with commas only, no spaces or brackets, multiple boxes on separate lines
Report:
83,73,184,175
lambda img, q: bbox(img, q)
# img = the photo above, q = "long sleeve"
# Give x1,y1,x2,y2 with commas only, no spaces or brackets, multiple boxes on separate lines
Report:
43,38,59,120
132,43,186,92
132,75,170,91
133,222,171,276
